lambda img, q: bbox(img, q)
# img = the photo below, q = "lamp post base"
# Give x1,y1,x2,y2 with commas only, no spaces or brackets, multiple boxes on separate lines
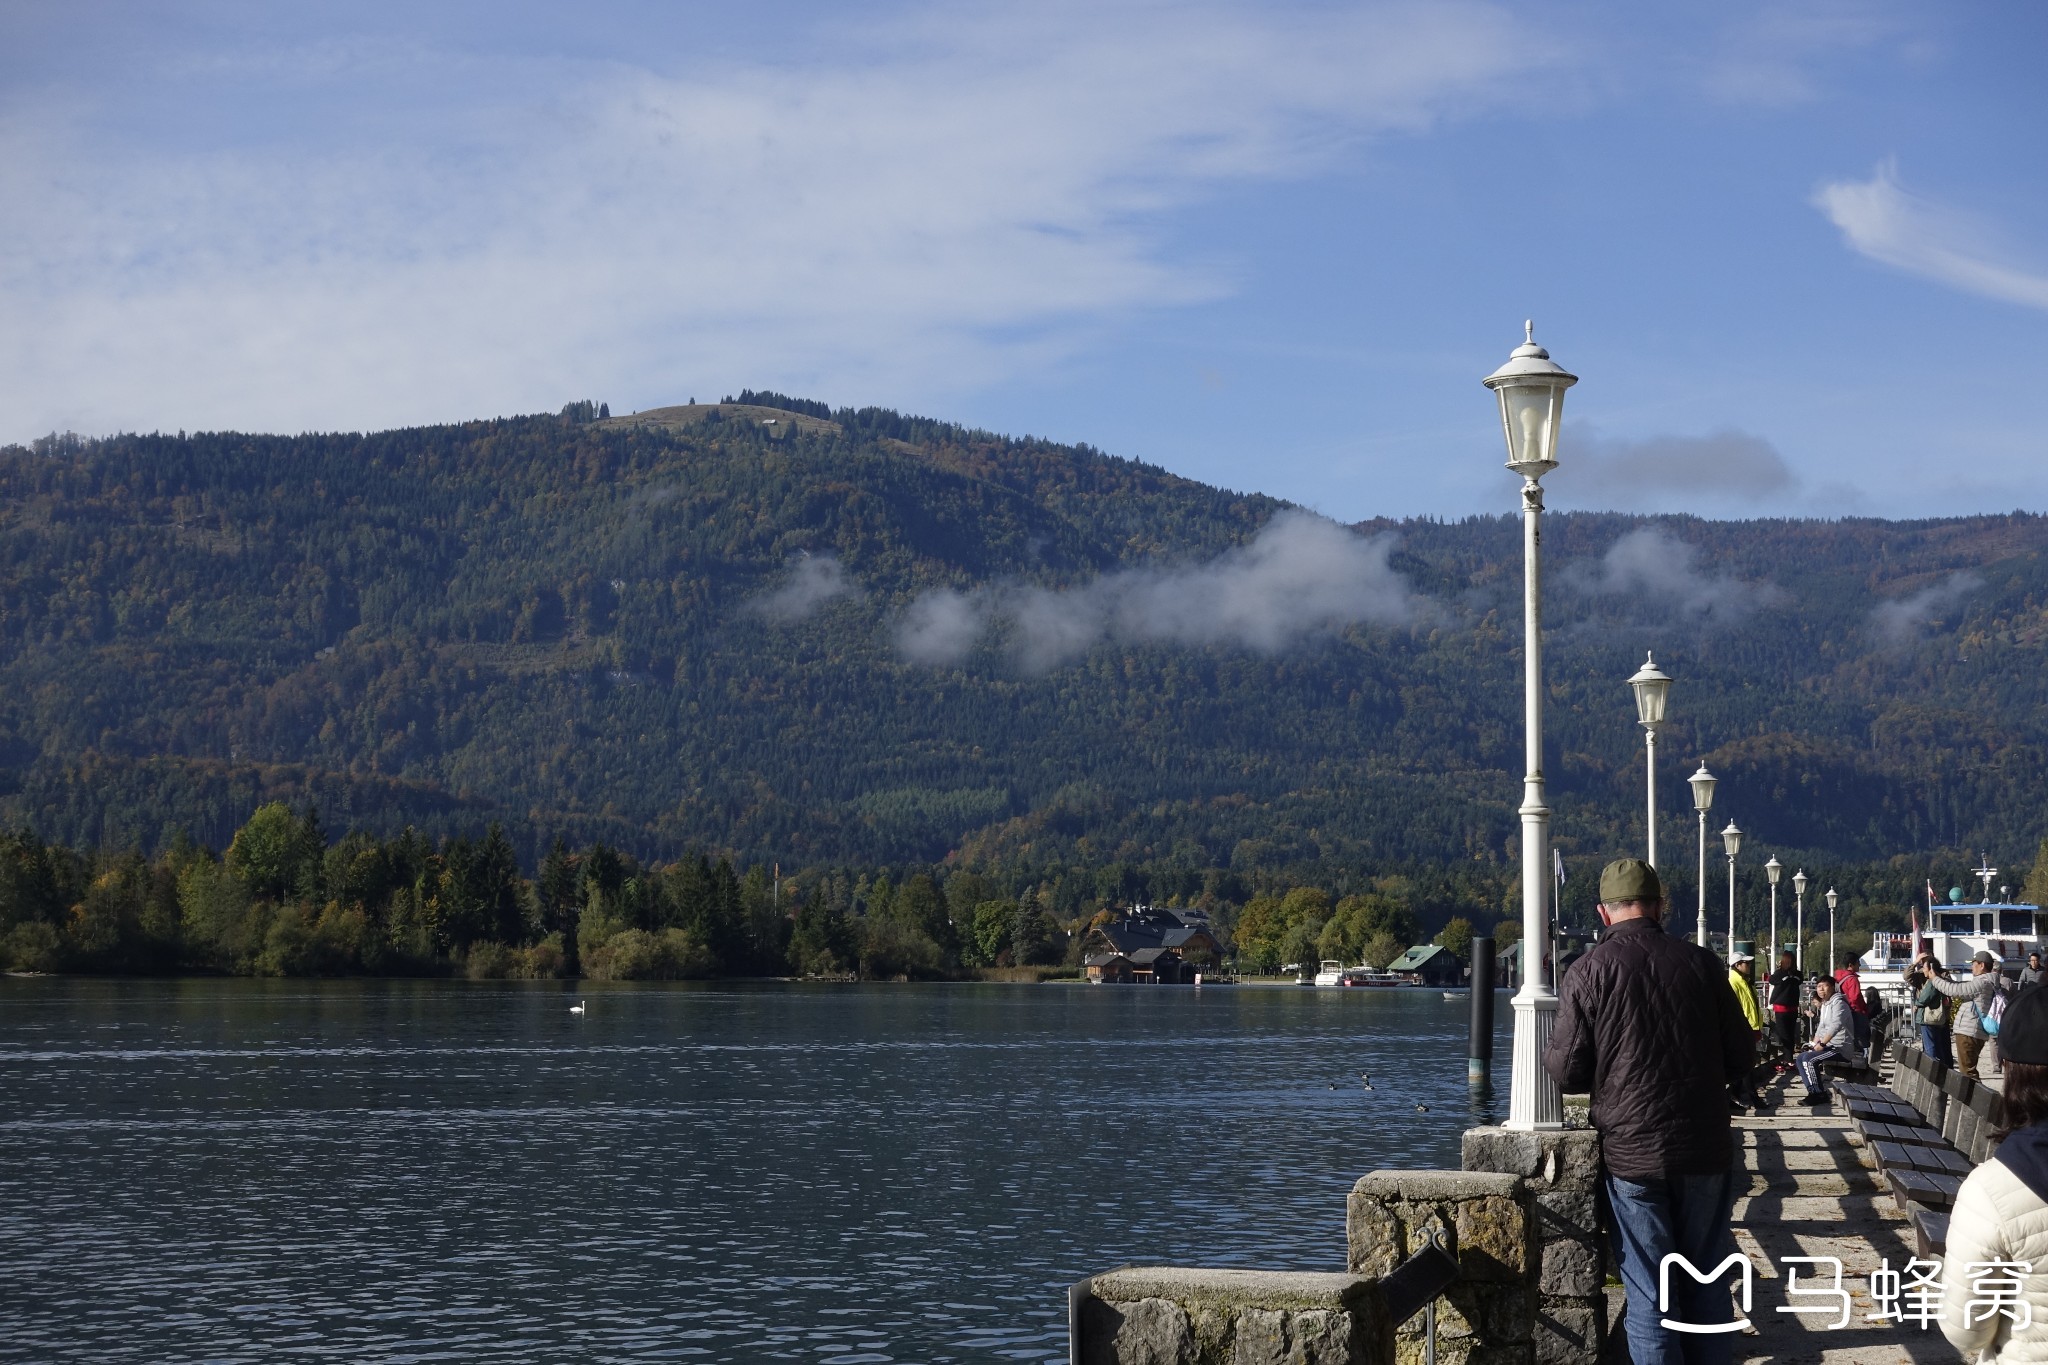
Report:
1504,989,1563,1131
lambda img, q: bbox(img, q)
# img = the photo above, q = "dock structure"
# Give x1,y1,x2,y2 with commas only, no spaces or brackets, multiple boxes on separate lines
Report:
1071,1011,2000,1364
1715,1105,1927,1364
1623,1035,2001,1365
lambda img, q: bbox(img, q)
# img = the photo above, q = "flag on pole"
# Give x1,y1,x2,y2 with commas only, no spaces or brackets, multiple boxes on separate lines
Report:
1550,849,1567,982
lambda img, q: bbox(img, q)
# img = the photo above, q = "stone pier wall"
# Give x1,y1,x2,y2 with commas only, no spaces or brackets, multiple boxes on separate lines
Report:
1071,1266,1392,1365
1072,1136,1599,1365
1460,1128,1605,1365
1346,1170,1534,1365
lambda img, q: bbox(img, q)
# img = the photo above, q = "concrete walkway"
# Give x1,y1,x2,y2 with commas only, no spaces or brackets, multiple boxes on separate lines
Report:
1603,1067,1969,1364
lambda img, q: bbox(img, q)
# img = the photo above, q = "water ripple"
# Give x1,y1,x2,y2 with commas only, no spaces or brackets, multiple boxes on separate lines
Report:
0,979,1506,1362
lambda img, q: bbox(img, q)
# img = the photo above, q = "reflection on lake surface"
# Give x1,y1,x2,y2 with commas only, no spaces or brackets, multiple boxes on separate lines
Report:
0,979,1507,1362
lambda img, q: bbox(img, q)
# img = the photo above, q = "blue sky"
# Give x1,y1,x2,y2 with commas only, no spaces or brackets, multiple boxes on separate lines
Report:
4,0,2045,520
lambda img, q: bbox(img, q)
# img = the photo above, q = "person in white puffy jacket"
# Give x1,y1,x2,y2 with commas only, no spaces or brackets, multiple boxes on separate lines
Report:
1942,983,2048,1360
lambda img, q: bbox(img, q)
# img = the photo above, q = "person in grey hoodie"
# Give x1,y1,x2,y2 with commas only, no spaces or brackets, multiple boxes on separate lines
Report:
1795,975,1863,1103
1932,949,2003,1079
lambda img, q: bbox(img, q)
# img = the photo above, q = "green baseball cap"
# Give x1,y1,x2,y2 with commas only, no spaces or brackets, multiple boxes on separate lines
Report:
1599,858,1663,904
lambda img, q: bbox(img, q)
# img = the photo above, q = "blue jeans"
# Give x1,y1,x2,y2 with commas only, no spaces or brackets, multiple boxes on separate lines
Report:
1796,1045,1845,1095
1921,1024,1952,1067
1605,1169,1744,1365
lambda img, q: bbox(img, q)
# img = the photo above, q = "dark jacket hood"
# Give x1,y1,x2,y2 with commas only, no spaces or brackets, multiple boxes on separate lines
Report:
2000,1122,2048,1205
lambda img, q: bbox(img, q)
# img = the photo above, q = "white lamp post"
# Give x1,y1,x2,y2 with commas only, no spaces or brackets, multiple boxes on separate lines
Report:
1484,321,1577,1133
1627,654,1673,867
1765,856,1782,967
1689,765,1717,947
1722,820,1743,962
1792,869,1808,973
1826,886,1840,975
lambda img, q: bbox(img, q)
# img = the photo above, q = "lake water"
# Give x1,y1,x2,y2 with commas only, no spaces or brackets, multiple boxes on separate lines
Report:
0,978,1511,1363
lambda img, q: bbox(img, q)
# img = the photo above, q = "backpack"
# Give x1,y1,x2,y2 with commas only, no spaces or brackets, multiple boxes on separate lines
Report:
1985,984,2011,1037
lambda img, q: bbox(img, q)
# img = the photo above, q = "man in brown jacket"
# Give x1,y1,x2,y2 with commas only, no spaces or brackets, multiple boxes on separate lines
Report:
1544,859,1755,1365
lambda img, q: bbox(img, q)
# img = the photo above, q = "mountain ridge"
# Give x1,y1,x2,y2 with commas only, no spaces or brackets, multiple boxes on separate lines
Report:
2,397,2043,910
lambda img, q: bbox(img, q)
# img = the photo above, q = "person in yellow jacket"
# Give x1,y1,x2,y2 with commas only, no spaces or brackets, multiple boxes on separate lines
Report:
1728,951,1766,1111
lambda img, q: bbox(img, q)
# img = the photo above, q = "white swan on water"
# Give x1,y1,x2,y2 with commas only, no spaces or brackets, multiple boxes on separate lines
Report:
569,1000,586,1015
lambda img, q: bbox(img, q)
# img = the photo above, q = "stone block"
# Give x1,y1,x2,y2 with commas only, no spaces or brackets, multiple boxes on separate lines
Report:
1532,1188,1599,1241
1393,1339,1531,1365
1348,1171,1530,1282
1536,1236,1602,1299
1347,1198,1406,1279
1076,1267,1391,1365
1532,1189,1602,1297
1396,1284,1527,1346
1462,1127,1603,1194
1079,1296,1194,1365
1232,1308,1355,1365
1453,1194,1532,1281
1532,1297,1602,1365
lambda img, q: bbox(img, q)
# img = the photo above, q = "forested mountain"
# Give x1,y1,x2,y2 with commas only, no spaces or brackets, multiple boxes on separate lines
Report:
3,393,2044,932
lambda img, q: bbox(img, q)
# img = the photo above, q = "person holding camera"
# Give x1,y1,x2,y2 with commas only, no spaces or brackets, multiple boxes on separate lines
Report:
1930,950,2002,1079
1909,955,1954,1066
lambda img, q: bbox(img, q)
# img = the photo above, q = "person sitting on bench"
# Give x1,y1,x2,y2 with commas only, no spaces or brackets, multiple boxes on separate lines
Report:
1796,975,1863,1104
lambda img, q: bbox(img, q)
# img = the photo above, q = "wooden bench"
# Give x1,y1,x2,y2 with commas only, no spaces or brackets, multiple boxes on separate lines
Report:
1887,1168,1965,1213
1896,1048,1947,1129
1911,1208,1950,1258
1834,1081,1896,1103
1857,1119,1942,1146
1844,1095,1922,1124
1871,1140,1971,1176
1821,1017,1891,1079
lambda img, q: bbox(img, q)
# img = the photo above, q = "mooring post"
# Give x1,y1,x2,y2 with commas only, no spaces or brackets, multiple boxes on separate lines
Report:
1468,936,1495,1088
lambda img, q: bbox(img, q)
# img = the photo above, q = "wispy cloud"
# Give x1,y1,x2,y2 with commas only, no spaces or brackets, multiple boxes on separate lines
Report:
1869,571,1981,648
1699,1,1914,107
1564,528,1785,622
0,2,1550,440
1551,426,1800,515
748,555,862,624
894,510,1419,671
1815,160,2048,312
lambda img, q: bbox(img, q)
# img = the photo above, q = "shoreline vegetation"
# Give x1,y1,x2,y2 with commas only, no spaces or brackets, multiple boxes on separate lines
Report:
2,800,2032,984
0,799,1495,984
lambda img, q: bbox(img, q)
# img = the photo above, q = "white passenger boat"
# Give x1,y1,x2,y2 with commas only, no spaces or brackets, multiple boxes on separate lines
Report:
1855,858,2042,1003
1338,968,1405,988
1313,960,1345,987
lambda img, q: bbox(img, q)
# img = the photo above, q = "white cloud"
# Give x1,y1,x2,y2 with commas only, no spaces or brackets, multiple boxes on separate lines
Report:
897,588,988,666
1869,571,1981,648
1564,527,1785,622
894,510,1418,670
1699,1,1913,107
1550,426,1800,514
748,555,862,624
0,2,1548,440
1815,160,2048,312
